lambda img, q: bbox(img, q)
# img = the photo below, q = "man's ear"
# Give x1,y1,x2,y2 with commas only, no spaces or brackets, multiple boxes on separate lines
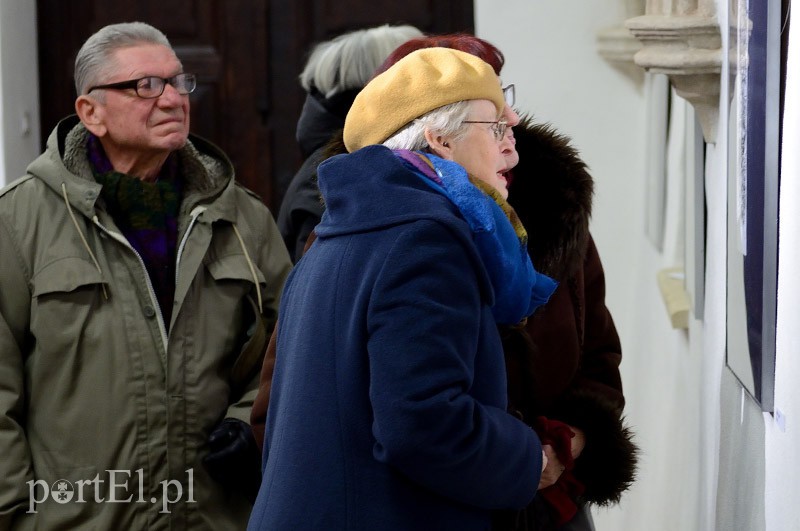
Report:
75,95,108,137
424,128,454,160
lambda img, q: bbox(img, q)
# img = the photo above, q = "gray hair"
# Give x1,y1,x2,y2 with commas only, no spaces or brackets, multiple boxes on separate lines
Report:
74,22,176,96
383,100,472,152
299,24,423,97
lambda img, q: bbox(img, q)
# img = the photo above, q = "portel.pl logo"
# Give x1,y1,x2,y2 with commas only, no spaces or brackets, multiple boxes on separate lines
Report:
27,469,195,514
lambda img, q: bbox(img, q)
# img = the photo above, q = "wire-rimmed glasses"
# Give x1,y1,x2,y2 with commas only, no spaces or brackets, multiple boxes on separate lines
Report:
462,118,508,141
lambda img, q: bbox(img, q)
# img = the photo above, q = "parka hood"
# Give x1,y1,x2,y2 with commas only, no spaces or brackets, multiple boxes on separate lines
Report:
295,89,359,158
25,115,239,223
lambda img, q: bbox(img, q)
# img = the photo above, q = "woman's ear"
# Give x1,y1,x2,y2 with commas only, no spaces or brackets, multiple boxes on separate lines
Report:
424,128,454,160
75,95,108,137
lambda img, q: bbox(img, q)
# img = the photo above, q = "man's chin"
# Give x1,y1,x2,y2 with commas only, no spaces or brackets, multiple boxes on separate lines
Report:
159,132,190,152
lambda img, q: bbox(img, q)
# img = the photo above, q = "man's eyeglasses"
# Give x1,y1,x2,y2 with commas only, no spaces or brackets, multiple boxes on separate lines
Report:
462,119,508,141
87,73,197,99
502,84,515,107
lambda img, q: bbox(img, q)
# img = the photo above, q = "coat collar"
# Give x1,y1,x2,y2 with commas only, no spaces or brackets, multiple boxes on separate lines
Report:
507,115,594,280
318,116,595,280
28,115,238,224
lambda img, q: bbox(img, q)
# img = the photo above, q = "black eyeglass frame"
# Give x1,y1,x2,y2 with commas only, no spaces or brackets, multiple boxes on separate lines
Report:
461,118,509,141
86,73,197,99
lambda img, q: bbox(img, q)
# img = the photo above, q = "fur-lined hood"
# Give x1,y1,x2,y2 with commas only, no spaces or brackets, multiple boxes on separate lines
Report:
508,115,593,281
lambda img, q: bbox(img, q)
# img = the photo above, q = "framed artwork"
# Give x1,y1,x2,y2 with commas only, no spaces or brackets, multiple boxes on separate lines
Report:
725,0,782,412
686,109,706,321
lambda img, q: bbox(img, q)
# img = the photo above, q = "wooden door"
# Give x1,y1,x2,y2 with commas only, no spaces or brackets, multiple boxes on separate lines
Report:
37,0,473,210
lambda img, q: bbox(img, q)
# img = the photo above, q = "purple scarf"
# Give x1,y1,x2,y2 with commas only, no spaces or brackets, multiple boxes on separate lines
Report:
88,135,182,325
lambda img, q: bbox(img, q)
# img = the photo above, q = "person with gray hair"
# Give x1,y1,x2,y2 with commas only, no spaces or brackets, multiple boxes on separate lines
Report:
0,21,292,529
277,23,423,262
248,47,558,531
73,21,171,98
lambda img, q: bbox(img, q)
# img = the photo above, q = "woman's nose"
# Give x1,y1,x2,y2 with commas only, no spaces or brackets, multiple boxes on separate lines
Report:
503,104,521,127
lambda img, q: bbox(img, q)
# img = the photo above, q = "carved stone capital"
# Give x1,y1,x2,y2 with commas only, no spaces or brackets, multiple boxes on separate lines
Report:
626,14,722,142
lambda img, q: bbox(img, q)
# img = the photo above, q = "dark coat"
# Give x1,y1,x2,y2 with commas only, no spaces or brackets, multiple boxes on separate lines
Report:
248,146,542,531
277,89,358,262
496,117,638,530
251,118,638,529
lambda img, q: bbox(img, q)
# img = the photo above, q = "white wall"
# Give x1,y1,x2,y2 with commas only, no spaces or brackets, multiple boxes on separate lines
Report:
476,1,800,530
0,1,40,187
766,0,800,527
0,17,4,186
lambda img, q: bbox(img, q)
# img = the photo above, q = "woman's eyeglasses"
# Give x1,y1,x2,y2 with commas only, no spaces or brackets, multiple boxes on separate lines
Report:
462,119,508,141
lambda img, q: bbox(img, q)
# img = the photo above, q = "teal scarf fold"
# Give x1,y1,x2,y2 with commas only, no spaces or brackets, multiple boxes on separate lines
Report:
395,150,557,325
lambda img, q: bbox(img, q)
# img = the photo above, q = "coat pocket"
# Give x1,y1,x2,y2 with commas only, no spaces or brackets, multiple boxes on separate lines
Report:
30,257,108,360
31,256,106,297
205,254,267,289
204,255,269,395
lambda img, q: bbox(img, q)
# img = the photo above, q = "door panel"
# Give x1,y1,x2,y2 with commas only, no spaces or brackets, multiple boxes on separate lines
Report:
37,0,473,210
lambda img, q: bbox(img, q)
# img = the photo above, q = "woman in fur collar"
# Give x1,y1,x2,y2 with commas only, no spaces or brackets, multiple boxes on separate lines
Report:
377,35,638,531
497,115,639,530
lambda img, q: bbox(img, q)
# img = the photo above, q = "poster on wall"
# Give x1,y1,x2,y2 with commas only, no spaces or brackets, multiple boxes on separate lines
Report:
725,0,782,412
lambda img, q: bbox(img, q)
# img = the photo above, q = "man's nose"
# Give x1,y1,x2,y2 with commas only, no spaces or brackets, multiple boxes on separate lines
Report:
157,82,185,106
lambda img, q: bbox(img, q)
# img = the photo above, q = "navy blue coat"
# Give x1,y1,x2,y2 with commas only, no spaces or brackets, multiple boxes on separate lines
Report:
248,146,542,530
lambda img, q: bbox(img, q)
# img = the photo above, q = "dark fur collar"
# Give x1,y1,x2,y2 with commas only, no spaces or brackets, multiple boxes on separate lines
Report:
317,117,594,280
509,115,593,280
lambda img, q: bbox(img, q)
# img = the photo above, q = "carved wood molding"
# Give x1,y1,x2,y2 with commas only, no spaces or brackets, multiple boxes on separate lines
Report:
626,14,722,142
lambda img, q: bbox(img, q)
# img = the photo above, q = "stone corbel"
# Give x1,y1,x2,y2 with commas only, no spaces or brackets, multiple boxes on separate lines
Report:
625,14,722,143
596,0,645,82
597,27,644,81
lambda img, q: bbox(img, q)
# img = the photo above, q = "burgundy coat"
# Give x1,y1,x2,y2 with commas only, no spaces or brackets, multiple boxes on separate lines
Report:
498,117,637,525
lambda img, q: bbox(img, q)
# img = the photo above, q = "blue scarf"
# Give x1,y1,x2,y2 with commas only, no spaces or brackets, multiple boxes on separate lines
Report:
395,150,557,325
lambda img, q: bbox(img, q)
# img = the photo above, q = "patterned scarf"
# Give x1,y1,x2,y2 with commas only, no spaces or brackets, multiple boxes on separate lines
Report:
88,135,182,324
395,150,557,325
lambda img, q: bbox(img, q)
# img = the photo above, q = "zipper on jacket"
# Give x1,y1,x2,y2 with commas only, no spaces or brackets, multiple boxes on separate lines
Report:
92,217,170,356
91,206,205,357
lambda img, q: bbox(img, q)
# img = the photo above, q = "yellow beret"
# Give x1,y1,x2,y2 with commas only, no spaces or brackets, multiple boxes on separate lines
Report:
343,47,505,152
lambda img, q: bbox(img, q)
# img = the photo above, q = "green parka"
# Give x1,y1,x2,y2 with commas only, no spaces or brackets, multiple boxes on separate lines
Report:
0,116,292,529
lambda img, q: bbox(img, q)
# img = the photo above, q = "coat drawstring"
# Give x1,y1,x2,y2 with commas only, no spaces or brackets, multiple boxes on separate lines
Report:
61,183,109,300
232,223,263,312
229,221,268,393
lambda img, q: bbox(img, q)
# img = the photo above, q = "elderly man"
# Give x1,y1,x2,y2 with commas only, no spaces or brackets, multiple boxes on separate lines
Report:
0,22,291,529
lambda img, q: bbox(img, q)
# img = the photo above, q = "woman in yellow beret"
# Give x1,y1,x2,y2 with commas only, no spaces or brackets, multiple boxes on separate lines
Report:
247,47,558,531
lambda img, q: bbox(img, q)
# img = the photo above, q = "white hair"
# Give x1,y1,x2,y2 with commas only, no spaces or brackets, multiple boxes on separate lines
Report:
382,100,473,152
74,21,175,97
299,24,423,97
